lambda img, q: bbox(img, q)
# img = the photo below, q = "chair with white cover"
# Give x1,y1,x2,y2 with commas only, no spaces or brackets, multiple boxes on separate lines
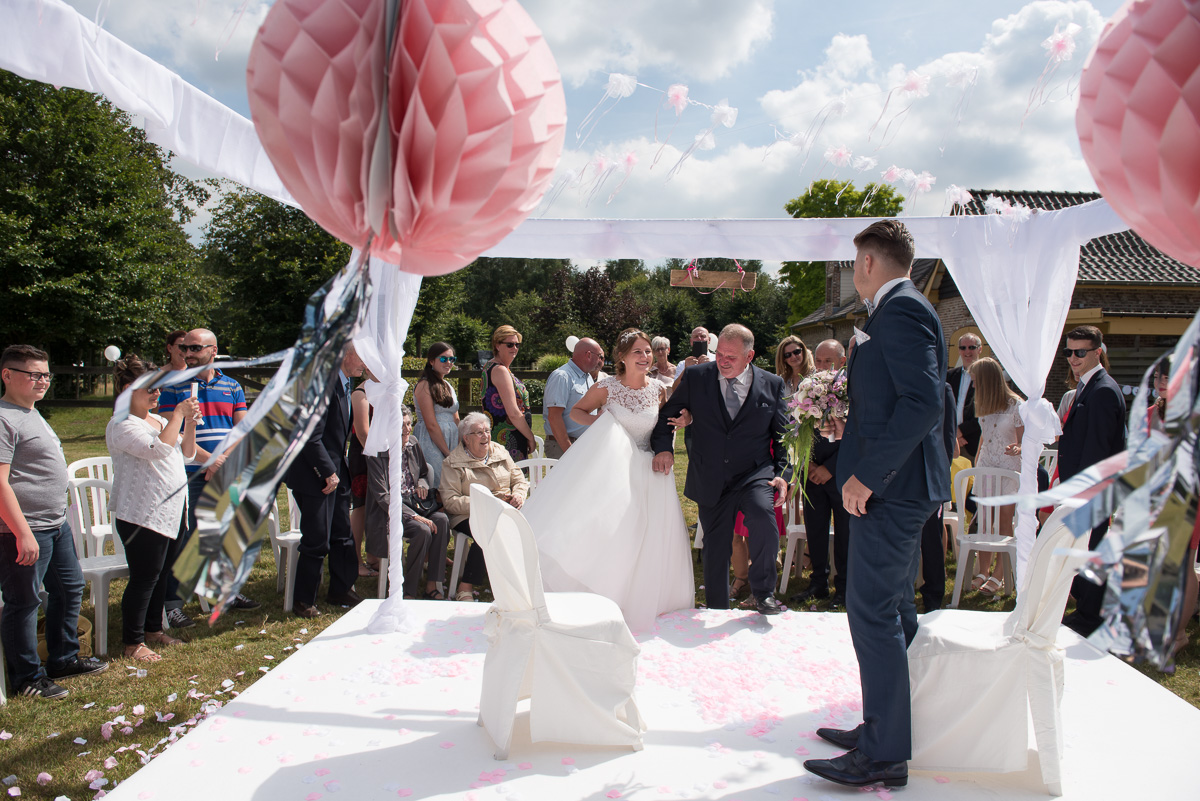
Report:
513,457,557,496
468,484,645,760
949,467,1021,608
66,460,116,557
67,477,130,657
778,497,807,596
908,502,1087,796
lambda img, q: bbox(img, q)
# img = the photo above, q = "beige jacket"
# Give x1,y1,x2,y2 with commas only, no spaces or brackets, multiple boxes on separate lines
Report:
439,441,529,528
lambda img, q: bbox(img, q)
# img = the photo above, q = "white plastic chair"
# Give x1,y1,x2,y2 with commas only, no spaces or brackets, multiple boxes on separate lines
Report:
778,497,807,596
533,435,545,458
513,457,557,495
271,489,303,612
908,502,1086,796
66,468,115,557
1040,448,1059,478
67,478,130,657
949,467,1020,608
468,484,645,760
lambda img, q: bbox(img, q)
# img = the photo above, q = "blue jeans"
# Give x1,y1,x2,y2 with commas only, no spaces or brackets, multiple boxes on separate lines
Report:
0,522,86,686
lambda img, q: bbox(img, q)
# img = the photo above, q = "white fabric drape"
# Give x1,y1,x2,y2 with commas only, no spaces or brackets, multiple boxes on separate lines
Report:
1,0,295,208
352,257,423,633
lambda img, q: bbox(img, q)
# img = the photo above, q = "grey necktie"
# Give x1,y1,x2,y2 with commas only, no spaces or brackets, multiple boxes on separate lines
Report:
724,376,741,420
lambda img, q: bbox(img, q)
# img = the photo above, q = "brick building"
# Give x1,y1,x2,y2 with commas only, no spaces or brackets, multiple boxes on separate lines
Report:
791,190,1200,405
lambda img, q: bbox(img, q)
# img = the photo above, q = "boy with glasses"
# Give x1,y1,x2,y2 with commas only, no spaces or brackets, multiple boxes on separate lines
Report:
0,344,107,699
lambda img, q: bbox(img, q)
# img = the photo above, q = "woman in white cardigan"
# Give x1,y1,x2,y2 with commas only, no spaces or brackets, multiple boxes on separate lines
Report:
105,355,199,662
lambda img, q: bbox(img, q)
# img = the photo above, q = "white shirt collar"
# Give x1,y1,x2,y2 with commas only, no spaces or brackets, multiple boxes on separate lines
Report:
721,363,753,386
869,276,910,313
1077,363,1103,392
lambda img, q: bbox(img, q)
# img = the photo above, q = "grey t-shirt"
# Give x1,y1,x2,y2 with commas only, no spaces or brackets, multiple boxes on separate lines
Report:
0,400,68,532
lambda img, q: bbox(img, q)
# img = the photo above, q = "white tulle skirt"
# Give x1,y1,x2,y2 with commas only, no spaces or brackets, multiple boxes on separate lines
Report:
522,413,695,633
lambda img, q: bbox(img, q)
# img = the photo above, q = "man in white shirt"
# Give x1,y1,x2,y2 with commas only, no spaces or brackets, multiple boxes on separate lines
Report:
946,333,982,462
542,338,603,458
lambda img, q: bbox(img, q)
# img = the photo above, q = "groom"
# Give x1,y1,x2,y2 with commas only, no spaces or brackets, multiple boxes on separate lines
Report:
803,220,950,788
651,323,790,615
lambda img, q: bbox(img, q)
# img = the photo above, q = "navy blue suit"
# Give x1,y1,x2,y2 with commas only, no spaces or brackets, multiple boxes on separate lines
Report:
1059,367,1126,631
652,361,789,606
837,279,951,763
802,435,850,597
283,373,358,608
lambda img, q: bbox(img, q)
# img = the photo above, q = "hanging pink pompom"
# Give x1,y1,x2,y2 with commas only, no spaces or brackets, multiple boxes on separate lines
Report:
880,165,904,183
667,84,690,115
824,145,852,168
1043,22,1082,63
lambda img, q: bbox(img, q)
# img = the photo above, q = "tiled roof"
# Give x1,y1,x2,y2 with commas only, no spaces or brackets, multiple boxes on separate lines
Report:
955,190,1200,286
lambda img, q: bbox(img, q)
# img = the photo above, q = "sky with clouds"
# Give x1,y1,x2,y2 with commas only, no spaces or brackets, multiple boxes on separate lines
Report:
61,0,1125,235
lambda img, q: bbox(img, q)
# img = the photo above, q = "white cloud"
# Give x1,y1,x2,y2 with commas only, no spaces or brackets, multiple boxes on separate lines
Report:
519,0,776,86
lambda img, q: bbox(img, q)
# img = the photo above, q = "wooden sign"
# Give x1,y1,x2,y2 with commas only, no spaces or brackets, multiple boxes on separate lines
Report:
670,269,757,291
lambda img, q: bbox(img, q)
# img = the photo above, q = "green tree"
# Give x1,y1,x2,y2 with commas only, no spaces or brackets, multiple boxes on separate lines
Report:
201,184,349,355
779,179,905,324
0,73,210,364
437,313,493,368
459,257,570,324
407,270,465,357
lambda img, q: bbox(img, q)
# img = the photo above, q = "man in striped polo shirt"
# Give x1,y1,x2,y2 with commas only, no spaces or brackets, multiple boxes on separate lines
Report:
157,328,260,627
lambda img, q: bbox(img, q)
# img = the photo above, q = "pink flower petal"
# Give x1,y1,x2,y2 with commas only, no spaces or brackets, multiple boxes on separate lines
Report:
606,792,621,799
238,767,253,775
35,775,51,787
561,757,575,765
305,794,321,801
0,732,10,741
314,769,330,777
518,763,532,770
396,791,412,798
438,741,455,749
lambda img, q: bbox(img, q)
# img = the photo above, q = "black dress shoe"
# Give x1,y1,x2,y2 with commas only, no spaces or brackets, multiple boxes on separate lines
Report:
756,595,785,615
327,589,364,607
789,586,829,603
294,604,322,619
228,592,261,610
815,724,862,750
804,748,907,788
828,593,847,609
1062,611,1100,637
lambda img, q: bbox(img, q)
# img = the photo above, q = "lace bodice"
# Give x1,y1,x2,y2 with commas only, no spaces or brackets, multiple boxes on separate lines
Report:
599,375,665,451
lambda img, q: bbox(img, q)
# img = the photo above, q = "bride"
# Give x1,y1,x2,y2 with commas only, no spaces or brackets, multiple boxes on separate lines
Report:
523,328,695,633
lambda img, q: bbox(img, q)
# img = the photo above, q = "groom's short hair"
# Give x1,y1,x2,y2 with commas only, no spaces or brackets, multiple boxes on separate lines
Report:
853,220,914,273
719,324,754,352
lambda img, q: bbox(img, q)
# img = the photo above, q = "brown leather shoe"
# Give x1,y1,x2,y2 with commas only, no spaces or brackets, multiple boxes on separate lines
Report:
327,589,364,607
294,604,322,619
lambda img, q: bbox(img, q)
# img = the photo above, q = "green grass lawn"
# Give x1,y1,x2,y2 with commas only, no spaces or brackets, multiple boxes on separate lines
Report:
0,406,1195,800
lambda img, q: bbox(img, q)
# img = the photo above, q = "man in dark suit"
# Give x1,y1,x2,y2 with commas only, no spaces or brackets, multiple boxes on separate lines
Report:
284,344,366,618
803,220,951,789
652,323,790,615
1058,325,1127,636
794,339,850,606
946,333,982,462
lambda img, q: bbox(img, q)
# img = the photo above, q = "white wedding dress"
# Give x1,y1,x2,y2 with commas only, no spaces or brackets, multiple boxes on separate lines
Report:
523,375,695,633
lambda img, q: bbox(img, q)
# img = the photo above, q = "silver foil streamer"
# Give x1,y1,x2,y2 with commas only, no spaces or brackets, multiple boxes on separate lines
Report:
984,311,1200,669
114,257,370,621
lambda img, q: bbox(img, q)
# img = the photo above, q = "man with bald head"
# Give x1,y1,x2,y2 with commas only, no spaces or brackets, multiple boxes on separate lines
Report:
794,339,850,606
157,328,256,626
543,337,603,458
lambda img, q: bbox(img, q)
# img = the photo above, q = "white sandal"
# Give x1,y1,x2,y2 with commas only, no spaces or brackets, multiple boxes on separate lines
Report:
970,573,988,592
455,590,475,602
979,575,1003,596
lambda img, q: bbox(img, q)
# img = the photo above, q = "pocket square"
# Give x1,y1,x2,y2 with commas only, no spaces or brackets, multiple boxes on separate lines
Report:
853,326,871,345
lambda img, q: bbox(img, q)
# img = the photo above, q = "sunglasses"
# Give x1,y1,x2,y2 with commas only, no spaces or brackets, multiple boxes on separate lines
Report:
437,355,457,364
7,368,52,382
1063,347,1099,359
500,341,520,350
783,349,805,359
958,344,979,351
180,344,212,353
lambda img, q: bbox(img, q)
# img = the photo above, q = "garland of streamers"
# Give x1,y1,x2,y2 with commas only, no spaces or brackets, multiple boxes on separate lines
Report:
684,258,751,298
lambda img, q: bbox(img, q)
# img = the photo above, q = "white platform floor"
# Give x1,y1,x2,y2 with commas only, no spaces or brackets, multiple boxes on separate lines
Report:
105,600,1200,801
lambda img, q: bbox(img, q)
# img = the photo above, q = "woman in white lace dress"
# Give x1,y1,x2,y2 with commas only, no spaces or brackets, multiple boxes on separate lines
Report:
968,357,1024,596
523,328,695,632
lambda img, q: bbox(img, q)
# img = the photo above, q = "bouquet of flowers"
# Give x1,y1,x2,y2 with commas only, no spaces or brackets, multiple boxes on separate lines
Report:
784,368,849,493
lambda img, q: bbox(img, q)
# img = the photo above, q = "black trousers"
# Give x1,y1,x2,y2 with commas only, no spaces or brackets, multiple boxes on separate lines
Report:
116,512,186,645
452,520,489,586
800,477,850,596
164,474,205,610
698,479,779,608
919,505,946,612
292,483,358,608
1070,520,1110,631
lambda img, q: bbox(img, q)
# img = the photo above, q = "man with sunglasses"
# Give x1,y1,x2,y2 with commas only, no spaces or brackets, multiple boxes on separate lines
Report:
542,338,603,458
946,333,982,462
1,344,107,699
156,328,258,626
1058,325,1126,636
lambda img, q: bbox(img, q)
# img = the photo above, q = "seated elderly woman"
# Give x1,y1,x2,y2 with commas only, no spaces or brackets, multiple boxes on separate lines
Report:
364,405,451,599
439,411,529,602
